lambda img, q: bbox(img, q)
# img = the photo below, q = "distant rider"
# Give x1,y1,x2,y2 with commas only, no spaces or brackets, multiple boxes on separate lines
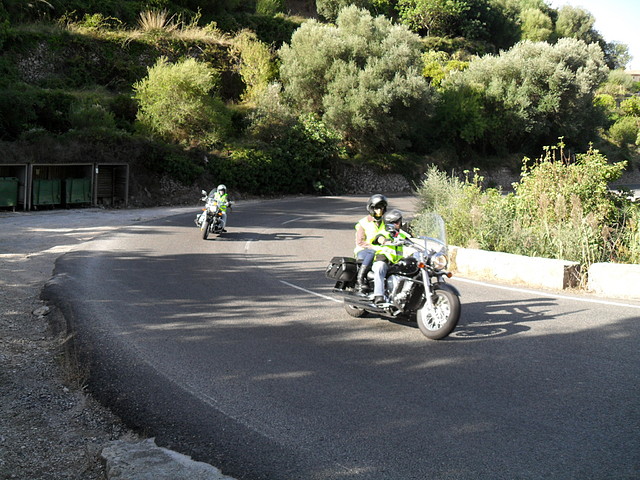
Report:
370,209,410,304
354,194,388,293
208,184,231,232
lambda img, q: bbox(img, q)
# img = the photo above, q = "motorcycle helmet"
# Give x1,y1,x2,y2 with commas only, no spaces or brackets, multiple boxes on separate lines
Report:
384,209,403,225
367,194,388,218
217,184,227,194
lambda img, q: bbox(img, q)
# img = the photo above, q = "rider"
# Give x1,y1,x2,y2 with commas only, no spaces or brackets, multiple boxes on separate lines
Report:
354,194,388,293
370,209,410,304
207,184,231,232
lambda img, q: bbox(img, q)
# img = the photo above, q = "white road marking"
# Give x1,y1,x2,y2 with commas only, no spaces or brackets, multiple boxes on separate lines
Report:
454,277,640,310
281,217,304,225
279,280,342,303
279,276,640,311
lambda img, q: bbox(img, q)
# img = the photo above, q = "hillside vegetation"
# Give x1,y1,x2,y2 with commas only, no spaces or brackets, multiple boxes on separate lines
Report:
0,0,639,266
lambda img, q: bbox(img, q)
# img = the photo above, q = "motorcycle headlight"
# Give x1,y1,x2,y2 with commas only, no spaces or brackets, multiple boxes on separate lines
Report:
430,253,448,271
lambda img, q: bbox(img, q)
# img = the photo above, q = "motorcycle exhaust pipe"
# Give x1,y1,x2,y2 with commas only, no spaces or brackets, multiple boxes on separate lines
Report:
333,289,389,313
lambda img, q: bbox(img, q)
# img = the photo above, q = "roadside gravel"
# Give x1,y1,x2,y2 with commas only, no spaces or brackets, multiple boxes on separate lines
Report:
0,206,198,479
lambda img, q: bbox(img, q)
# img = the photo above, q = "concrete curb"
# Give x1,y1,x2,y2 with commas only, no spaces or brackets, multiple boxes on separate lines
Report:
101,438,236,480
450,246,580,290
587,262,640,299
450,245,640,301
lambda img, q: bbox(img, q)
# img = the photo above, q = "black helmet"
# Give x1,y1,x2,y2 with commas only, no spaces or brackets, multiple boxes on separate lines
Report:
384,209,403,225
367,194,388,218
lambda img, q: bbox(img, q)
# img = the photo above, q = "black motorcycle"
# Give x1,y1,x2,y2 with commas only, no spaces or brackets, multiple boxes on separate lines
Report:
326,213,461,340
195,190,227,239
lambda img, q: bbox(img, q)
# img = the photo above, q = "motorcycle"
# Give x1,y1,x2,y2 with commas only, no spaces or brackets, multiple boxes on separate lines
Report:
195,190,228,239
326,213,461,340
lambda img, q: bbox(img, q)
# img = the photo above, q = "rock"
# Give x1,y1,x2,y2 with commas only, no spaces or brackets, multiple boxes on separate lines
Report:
101,438,236,480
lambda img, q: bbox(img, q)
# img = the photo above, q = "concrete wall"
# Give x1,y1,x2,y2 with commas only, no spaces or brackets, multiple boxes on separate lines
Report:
450,246,580,291
587,263,640,300
450,245,640,300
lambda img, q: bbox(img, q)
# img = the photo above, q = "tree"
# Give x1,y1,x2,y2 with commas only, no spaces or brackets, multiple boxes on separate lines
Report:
133,57,232,148
398,0,472,37
231,30,277,103
602,41,632,71
441,38,609,153
519,8,552,41
316,0,373,22
278,5,430,153
555,5,598,44
398,0,519,50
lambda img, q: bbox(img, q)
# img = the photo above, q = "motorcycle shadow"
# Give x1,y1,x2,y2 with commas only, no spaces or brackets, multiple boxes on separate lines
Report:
447,296,570,340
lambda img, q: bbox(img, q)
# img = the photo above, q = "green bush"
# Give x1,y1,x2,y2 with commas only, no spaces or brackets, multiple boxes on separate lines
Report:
231,30,277,102
216,114,341,194
0,87,37,139
620,97,640,117
316,0,372,22
246,83,297,141
414,144,638,269
137,140,205,184
68,100,117,131
609,117,640,148
133,56,232,148
413,166,516,252
34,89,74,133
255,0,284,16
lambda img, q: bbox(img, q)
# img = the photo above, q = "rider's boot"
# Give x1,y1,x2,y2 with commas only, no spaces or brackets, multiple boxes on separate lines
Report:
355,265,370,294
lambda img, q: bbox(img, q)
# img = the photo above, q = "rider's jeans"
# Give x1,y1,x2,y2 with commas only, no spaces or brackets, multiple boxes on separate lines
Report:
356,248,375,268
372,260,388,297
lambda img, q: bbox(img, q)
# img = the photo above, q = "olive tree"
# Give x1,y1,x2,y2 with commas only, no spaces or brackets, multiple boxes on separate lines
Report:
441,38,609,153
278,5,430,153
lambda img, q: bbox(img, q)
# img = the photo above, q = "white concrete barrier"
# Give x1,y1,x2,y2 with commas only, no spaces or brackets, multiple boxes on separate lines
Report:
587,263,640,299
450,246,580,290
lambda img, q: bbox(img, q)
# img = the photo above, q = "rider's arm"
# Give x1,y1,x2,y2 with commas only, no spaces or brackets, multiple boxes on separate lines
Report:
355,225,370,249
372,233,388,245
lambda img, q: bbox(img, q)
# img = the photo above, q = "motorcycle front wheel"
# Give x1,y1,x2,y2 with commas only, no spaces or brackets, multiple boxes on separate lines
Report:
416,286,460,340
202,220,210,240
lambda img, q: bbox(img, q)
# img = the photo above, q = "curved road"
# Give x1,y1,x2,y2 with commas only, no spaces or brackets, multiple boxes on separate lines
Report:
45,196,640,480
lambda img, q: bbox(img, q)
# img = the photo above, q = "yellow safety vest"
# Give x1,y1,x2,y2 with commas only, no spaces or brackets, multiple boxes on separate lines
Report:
375,230,410,263
213,192,229,212
354,216,386,255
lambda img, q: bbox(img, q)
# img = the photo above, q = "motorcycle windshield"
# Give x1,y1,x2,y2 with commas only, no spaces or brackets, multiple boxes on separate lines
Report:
410,212,447,254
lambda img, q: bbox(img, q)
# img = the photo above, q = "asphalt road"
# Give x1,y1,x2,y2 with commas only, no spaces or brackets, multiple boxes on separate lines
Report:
45,195,640,480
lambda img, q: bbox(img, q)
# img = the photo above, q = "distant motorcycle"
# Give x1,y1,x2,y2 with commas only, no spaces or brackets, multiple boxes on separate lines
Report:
195,190,229,239
326,213,461,340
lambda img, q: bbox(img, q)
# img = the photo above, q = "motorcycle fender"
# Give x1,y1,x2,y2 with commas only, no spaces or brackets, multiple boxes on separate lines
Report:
434,281,461,297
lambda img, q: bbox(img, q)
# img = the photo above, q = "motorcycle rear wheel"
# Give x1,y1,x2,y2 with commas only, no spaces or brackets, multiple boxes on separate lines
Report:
416,286,460,340
202,220,210,240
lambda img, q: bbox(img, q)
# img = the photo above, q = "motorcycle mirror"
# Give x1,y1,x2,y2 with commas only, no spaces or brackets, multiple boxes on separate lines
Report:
201,189,207,195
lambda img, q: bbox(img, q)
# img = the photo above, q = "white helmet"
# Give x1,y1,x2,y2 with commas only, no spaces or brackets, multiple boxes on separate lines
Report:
217,184,226,194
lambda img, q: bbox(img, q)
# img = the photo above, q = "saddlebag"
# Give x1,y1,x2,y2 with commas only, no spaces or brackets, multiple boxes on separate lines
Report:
325,256,358,282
